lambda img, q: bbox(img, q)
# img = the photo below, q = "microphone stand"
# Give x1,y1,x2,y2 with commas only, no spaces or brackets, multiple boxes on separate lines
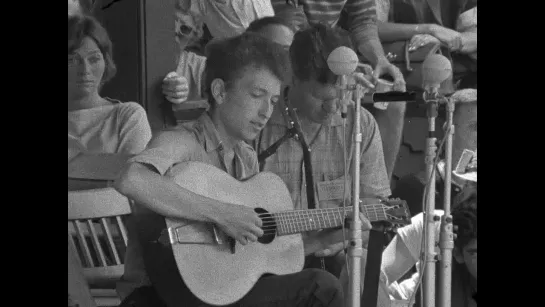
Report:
437,97,455,307
421,93,455,307
422,90,439,307
347,83,369,307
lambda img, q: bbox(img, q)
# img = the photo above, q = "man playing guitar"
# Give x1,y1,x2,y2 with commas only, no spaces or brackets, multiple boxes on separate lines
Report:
114,33,363,307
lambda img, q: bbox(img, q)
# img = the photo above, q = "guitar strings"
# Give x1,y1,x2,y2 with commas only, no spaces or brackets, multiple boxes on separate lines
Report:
253,204,388,218
252,204,393,237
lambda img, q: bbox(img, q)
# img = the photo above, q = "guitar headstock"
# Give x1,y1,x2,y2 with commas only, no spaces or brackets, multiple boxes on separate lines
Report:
380,198,411,230
361,198,412,231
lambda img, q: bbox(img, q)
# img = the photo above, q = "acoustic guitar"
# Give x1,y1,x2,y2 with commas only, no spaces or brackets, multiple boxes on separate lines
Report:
136,161,411,306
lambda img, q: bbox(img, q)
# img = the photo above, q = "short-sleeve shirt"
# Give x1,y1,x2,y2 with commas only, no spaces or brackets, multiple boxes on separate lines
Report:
68,99,152,161
116,113,259,300
394,210,476,307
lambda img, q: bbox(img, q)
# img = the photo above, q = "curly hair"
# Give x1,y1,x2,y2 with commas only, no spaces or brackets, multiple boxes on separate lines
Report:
68,14,117,85
452,184,477,250
204,33,291,107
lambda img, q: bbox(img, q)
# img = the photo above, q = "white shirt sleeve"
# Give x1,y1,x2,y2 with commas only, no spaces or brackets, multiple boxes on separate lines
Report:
397,210,444,262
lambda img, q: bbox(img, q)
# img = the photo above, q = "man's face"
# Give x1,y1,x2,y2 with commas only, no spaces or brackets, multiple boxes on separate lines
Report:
218,67,282,142
291,79,339,124
455,238,477,280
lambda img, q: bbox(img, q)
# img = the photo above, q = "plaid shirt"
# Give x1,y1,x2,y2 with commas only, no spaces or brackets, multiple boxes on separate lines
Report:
257,102,391,211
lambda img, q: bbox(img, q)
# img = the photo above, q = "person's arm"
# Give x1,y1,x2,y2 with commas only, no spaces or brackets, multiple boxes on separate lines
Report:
381,211,443,284
345,0,388,67
115,130,220,221
459,31,477,54
164,51,207,104
377,21,436,43
358,108,392,198
304,213,371,256
114,130,264,244
456,3,477,55
117,102,153,154
381,234,416,283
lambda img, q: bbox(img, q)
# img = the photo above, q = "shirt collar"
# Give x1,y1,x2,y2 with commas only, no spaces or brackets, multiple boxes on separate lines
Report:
198,113,224,153
198,112,252,154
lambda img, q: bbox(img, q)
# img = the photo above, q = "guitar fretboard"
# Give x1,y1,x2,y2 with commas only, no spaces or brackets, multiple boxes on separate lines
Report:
271,204,387,236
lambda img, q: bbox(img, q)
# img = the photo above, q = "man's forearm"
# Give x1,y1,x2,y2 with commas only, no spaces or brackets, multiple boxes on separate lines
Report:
345,0,387,66
353,25,388,66
460,31,477,54
115,163,224,223
377,21,435,43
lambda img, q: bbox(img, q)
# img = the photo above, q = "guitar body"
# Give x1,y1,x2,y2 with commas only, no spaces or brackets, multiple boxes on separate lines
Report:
137,162,304,306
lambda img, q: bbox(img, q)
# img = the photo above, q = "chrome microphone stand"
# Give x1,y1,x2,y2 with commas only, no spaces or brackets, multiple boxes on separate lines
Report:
422,88,439,307
346,83,370,307
437,97,455,307
421,94,456,307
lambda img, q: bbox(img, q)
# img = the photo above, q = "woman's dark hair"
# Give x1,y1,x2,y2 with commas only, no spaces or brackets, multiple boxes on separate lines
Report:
68,14,117,84
204,33,290,107
289,23,354,84
452,184,477,250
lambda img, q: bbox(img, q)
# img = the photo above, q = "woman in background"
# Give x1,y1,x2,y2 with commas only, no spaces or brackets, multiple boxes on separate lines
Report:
68,14,151,163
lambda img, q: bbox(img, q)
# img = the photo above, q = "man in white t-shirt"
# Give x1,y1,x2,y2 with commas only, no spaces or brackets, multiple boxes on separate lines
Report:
383,183,477,307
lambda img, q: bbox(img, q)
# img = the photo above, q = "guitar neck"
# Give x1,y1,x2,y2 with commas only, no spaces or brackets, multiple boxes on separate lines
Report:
273,204,386,236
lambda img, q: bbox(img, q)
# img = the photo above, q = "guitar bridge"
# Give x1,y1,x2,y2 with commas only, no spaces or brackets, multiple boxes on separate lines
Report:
156,224,227,246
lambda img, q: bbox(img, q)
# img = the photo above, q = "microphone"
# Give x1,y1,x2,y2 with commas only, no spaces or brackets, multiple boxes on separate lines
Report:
361,54,453,105
361,91,424,104
326,46,358,118
421,54,452,93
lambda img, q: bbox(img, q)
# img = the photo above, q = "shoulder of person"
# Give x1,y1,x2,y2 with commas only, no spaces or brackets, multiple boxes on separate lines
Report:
358,106,379,128
113,101,146,114
110,101,149,123
145,127,200,155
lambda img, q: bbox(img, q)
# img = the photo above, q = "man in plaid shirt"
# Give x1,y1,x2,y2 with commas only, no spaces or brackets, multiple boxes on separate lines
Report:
271,0,407,179
257,23,391,275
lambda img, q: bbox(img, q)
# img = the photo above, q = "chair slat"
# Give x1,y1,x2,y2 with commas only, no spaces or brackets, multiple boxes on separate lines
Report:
86,220,108,267
69,234,97,307
116,216,129,246
83,265,125,285
100,218,121,265
68,233,82,267
74,221,95,267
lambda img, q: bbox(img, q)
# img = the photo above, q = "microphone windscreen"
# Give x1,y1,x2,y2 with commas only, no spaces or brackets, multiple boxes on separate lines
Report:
422,54,452,88
327,46,358,76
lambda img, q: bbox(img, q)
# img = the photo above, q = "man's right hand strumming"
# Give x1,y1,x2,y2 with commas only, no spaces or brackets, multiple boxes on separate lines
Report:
212,203,264,246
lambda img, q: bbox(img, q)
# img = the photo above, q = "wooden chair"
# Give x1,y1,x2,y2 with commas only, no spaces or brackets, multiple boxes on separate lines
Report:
69,233,97,307
68,187,132,306
68,153,133,191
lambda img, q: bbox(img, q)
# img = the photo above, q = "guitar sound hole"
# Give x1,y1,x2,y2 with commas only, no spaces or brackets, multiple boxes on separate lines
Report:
254,207,276,244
